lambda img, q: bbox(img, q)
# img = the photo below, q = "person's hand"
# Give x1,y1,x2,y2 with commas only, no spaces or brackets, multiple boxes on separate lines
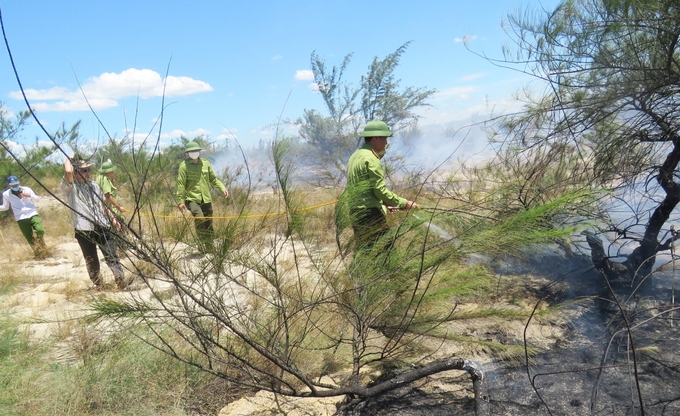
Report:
387,205,400,213
223,189,229,198
178,203,186,212
118,206,128,213
112,218,122,232
18,191,30,199
404,201,418,210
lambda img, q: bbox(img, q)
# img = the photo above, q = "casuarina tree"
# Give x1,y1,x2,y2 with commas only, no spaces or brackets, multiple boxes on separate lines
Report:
297,42,435,181
494,0,680,286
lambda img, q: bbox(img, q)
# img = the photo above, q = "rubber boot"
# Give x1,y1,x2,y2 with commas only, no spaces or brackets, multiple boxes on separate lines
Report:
90,271,103,289
112,264,131,290
33,236,48,259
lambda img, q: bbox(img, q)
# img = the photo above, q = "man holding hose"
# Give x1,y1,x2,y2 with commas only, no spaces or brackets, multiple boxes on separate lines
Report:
345,120,418,249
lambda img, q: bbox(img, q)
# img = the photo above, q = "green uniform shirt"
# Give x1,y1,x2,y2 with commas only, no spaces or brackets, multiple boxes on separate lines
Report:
96,174,121,216
176,158,226,203
345,144,407,212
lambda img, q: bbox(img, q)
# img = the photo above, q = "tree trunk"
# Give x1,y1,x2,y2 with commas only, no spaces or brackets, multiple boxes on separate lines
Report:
333,358,489,416
586,138,680,286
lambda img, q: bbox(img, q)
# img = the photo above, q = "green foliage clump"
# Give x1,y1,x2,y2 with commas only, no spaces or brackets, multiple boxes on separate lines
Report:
427,265,495,301
0,319,234,416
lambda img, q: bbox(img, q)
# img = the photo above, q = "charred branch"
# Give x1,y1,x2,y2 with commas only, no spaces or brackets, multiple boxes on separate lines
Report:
583,231,633,281
331,358,489,416
657,227,680,251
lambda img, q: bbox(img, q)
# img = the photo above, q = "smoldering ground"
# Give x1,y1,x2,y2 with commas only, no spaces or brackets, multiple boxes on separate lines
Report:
336,250,680,415
182,122,680,415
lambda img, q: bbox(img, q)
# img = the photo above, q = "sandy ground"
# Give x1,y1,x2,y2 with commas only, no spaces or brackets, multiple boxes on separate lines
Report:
0,195,173,345
0,235,157,344
4,197,675,415
0,222,562,416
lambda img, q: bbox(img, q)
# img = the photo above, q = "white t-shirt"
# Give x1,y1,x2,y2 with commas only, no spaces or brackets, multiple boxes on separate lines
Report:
0,186,40,221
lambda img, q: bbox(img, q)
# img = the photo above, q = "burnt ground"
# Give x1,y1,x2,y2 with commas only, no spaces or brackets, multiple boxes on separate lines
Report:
338,252,680,416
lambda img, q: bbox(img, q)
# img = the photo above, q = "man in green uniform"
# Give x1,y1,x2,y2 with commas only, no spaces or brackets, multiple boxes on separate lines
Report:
346,120,417,249
96,159,126,217
176,141,229,253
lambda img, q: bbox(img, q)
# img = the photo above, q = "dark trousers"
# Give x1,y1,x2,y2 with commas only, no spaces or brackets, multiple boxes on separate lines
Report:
351,208,390,250
186,200,215,252
75,226,125,287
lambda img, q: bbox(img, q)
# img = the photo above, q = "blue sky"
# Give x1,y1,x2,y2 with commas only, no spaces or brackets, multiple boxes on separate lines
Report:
0,0,559,152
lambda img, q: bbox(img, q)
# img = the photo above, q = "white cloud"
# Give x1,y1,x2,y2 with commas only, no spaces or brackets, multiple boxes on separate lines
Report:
15,87,71,100
216,133,236,141
159,128,211,140
30,97,119,112
248,127,274,137
0,139,59,160
9,68,213,112
159,130,186,140
188,128,211,137
4,139,22,156
308,82,320,92
126,132,157,143
454,35,478,43
0,105,16,119
433,86,477,101
417,96,525,125
272,55,282,61
294,69,314,81
461,72,486,82
220,127,238,139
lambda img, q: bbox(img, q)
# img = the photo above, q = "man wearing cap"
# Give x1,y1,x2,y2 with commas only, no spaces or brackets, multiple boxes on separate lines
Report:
176,141,229,253
96,159,126,216
345,120,418,249
61,157,131,290
0,175,47,257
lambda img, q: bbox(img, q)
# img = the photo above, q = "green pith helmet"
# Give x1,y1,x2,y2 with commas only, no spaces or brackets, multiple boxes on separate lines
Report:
99,160,116,173
359,120,392,137
184,141,202,152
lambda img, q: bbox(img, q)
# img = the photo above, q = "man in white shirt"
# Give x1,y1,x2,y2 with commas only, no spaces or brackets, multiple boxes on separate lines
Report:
0,175,47,257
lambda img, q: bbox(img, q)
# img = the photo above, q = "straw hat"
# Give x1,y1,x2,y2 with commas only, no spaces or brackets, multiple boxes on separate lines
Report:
73,159,94,170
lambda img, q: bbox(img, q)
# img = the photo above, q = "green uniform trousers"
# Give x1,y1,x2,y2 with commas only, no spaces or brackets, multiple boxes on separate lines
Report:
16,215,44,246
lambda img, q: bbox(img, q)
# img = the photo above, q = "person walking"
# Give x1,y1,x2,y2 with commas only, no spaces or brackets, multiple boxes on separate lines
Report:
345,120,417,249
61,157,131,290
176,141,229,253
0,175,47,257
96,159,126,217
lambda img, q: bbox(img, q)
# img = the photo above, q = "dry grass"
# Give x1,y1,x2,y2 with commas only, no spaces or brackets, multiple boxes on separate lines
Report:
0,322,233,415
0,220,34,259
0,172,574,414
36,195,72,238
131,258,161,279
0,259,32,294
67,251,84,269
54,275,89,300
